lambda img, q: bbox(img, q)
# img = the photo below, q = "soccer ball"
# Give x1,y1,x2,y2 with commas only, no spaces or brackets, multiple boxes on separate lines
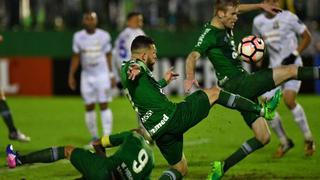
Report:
238,35,265,63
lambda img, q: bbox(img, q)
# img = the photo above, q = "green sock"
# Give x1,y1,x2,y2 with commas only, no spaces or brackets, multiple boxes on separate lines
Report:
223,137,263,172
216,90,261,114
0,100,17,133
19,147,65,164
159,168,183,180
297,67,320,80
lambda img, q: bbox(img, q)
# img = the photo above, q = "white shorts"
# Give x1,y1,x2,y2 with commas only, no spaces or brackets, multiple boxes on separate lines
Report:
80,73,112,104
263,56,303,99
262,79,302,99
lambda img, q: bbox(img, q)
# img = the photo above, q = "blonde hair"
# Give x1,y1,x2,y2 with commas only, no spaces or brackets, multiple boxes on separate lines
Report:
214,0,240,15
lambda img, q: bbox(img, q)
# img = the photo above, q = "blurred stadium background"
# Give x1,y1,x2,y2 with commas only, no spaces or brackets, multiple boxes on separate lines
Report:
0,0,320,179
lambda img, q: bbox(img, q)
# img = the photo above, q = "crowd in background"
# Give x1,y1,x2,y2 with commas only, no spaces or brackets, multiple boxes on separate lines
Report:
0,0,319,31
0,0,319,56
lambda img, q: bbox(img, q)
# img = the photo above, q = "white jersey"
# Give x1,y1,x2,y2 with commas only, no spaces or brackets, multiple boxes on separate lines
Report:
113,27,145,69
73,28,112,76
253,11,306,67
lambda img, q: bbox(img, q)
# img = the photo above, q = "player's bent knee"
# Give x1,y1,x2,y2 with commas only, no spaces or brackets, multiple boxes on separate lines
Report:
256,132,271,145
99,103,108,110
172,157,188,176
64,145,75,159
204,86,221,104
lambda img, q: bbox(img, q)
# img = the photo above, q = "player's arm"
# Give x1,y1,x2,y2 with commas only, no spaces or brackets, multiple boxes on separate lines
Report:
159,67,179,88
281,29,311,65
282,14,311,65
97,131,132,147
297,29,312,54
238,3,281,15
68,53,80,91
127,62,143,81
184,51,201,92
106,52,116,87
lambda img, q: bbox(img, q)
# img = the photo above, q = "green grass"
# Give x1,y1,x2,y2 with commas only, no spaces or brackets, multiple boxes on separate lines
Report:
0,95,319,180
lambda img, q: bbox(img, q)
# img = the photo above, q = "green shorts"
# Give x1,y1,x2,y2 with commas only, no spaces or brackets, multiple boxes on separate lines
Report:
156,90,211,165
70,148,113,180
221,69,275,126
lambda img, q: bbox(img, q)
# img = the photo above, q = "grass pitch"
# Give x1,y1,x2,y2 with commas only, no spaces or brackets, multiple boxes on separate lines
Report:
0,95,319,180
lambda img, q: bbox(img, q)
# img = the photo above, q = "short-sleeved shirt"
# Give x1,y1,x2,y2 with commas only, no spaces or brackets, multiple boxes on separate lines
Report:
193,23,247,82
253,11,306,67
121,60,177,139
111,132,154,180
70,131,154,180
73,28,112,76
113,27,145,69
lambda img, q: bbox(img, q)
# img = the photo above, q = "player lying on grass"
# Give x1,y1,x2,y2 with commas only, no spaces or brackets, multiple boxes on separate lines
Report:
6,129,154,180
184,0,320,179
121,35,281,179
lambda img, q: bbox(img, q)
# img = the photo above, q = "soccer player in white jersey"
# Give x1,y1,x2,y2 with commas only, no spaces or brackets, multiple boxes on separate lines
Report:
113,12,145,83
68,12,116,144
253,0,315,157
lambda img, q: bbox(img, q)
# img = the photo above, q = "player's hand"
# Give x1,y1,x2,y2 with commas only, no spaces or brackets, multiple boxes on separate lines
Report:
68,76,76,91
184,78,199,93
164,67,179,84
281,51,299,65
92,139,106,157
127,64,141,80
0,35,3,43
111,77,116,88
260,3,282,16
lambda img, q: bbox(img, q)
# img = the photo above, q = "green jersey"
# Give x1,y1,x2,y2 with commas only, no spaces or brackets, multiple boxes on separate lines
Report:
121,60,177,139
111,131,154,180
193,23,247,82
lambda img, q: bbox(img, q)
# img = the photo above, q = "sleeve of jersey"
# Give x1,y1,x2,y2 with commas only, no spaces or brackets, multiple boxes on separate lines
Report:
72,34,80,54
289,12,306,34
158,79,168,88
102,33,112,54
192,29,214,55
252,19,260,36
101,131,132,147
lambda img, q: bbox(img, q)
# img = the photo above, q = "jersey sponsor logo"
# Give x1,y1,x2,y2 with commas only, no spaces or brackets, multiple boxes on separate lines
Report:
117,162,133,180
141,110,153,123
149,114,169,135
196,28,211,47
226,31,238,59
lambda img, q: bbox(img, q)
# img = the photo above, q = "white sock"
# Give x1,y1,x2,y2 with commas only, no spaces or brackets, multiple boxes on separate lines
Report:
101,109,113,136
85,110,98,138
268,112,289,145
291,104,313,141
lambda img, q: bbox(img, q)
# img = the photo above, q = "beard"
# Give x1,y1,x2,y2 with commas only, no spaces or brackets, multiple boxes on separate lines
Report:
147,63,154,71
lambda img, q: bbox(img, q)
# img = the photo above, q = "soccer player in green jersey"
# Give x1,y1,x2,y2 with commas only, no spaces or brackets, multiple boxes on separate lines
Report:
6,130,154,180
184,0,320,179
121,35,281,179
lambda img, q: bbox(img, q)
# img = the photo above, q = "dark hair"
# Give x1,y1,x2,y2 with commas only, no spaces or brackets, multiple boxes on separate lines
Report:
214,0,239,15
83,11,98,19
131,36,155,52
127,12,142,21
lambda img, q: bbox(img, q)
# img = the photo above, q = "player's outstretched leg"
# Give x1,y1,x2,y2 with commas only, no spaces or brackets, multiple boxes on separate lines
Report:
207,161,224,180
6,144,65,168
262,89,282,120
